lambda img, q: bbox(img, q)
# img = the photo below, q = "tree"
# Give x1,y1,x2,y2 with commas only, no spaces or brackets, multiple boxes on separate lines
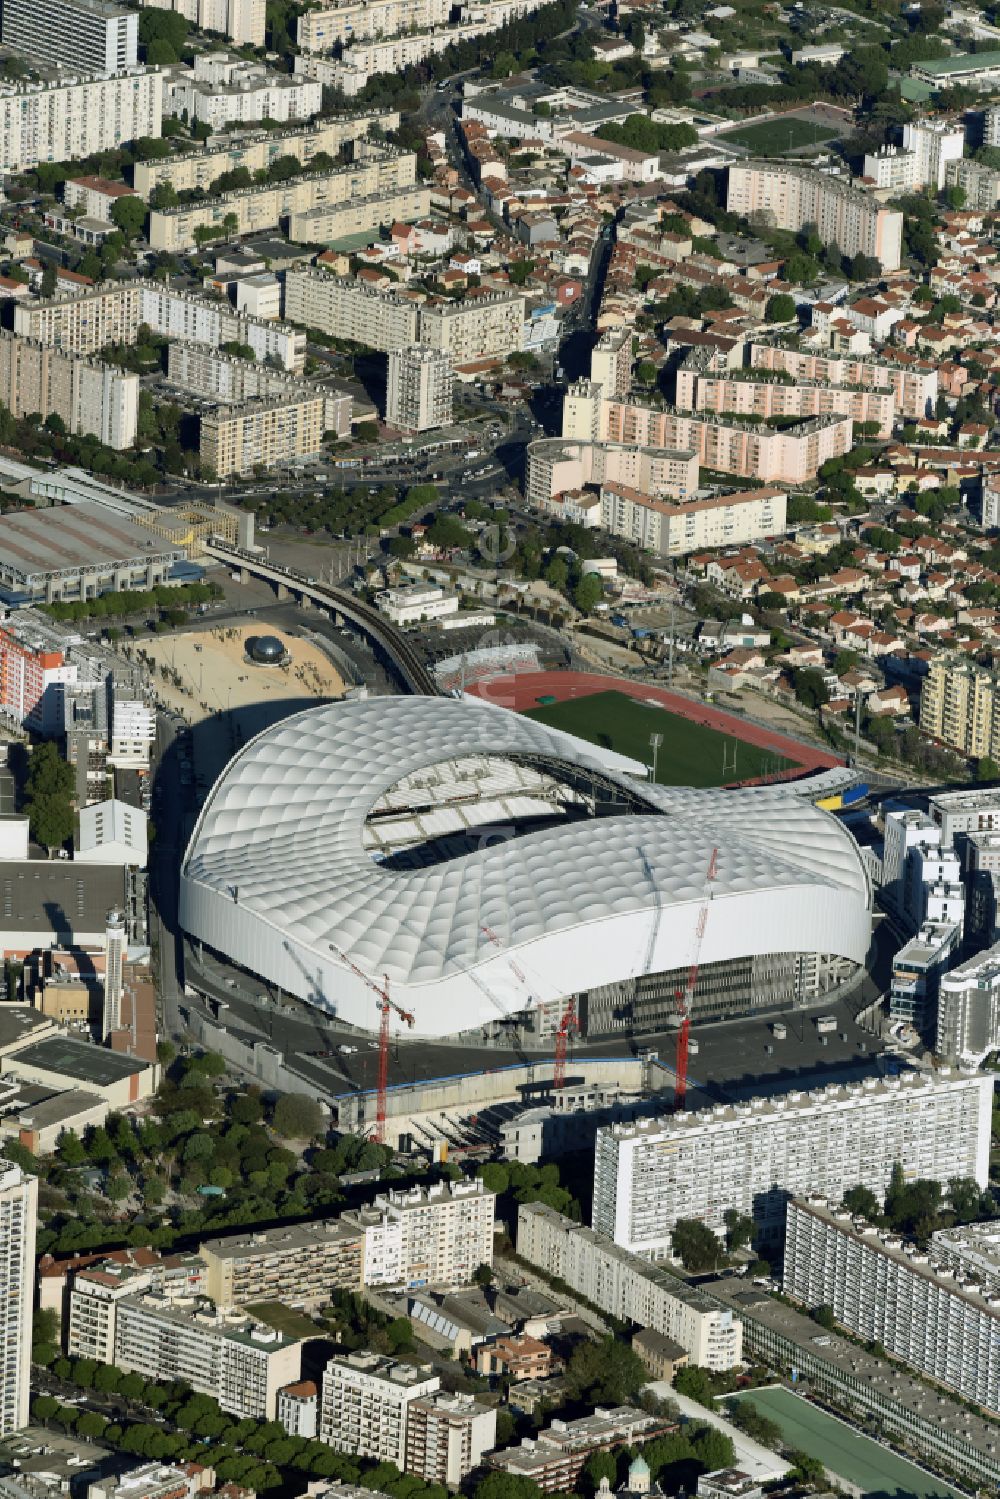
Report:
728,1399,781,1447
842,1183,880,1221
812,1304,836,1330
573,573,603,614
272,1093,324,1139
582,1453,617,1494
765,293,796,323
146,38,179,63
230,1092,263,1125
723,1209,754,1251
473,1263,494,1288
40,263,57,298
32,1307,59,1366
791,667,828,711
978,757,1000,782
673,1365,715,1407
111,196,147,241
150,182,179,210
544,555,569,592
564,1337,647,1407
672,1218,724,1272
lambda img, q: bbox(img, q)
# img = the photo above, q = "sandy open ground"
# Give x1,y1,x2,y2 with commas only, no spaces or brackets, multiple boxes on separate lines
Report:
143,623,345,724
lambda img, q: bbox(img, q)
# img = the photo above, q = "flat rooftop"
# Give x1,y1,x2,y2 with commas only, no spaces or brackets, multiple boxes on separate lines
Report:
8,1036,150,1085
0,502,181,583
0,860,126,935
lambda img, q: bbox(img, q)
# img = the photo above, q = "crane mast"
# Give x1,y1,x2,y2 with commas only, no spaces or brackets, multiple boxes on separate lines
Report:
329,941,414,1144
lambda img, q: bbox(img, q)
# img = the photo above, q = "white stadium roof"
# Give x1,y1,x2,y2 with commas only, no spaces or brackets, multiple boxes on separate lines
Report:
179,697,872,1038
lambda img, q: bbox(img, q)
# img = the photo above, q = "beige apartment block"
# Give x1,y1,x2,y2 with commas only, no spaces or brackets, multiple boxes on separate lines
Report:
296,0,537,51
387,344,453,432
284,269,422,349
149,145,420,251
200,394,338,476
0,331,138,449
726,161,902,272
283,272,523,362
590,326,632,400
419,290,525,364
920,654,1000,759
201,1219,364,1309
405,1393,497,1488
599,481,787,559
564,384,852,483
675,368,895,439
167,341,351,436
133,112,395,197
288,185,431,244
748,343,937,420
140,0,265,48
15,279,304,372
0,68,162,174
527,437,698,508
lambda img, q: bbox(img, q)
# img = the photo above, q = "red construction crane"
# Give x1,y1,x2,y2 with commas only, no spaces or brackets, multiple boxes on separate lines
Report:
329,941,414,1144
553,998,579,1089
673,846,718,1112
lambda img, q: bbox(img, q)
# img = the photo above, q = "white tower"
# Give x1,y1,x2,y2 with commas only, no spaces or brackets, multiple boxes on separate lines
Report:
102,907,127,1040
0,1163,37,1435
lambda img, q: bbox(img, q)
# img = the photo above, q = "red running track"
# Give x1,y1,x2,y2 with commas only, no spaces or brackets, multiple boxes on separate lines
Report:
466,669,843,777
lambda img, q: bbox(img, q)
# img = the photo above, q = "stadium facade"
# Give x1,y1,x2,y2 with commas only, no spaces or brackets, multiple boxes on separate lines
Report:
178,698,872,1039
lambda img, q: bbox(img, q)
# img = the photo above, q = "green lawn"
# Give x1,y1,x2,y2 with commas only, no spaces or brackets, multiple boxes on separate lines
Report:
521,690,795,787
244,1302,320,1339
730,1389,969,1499
721,117,839,154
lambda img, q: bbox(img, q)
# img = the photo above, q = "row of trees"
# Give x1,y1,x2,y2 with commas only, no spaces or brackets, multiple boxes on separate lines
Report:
42,581,223,624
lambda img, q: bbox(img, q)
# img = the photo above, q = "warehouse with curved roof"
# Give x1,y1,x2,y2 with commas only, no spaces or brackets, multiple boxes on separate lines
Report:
178,697,872,1039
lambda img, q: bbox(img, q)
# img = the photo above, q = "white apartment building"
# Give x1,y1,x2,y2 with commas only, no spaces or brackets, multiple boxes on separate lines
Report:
132,113,391,196
285,270,421,350
163,53,322,130
726,161,902,272
405,1392,497,1487
1,0,136,73
387,345,454,433
592,1071,994,1254
277,1380,319,1438
784,1196,1000,1414
936,938,1000,1065
590,326,632,400
283,272,524,363
888,919,962,1030
0,68,163,174
15,280,304,373
517,1202,743,1370
599,482,786,559
931,1220,1000,1297
89,1465,208,1499
0,333,138,451
320,1353,440,1464
343,1180,495,1286
298,0,451,49
140,0,265,48
0,1164,37,1436
374,581,459,626
862,145,918,194
69,1261,158,1362
168,343,352,437
901,120,966,191
113,1294,301,1419
109,695,156,768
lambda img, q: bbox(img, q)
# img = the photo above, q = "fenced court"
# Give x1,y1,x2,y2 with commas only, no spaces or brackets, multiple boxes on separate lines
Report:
730,1388,970,1499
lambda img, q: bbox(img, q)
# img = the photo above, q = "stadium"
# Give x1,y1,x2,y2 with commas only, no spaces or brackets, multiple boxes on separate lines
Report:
178,696,873,1040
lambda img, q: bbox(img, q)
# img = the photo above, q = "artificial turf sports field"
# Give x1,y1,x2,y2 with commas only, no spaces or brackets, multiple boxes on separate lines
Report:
730,1389,968,1499
522,689,796,786
721,117,839,153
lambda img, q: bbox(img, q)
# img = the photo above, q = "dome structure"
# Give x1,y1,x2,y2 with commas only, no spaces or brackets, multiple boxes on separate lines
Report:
248,634,286,664
179,696,872,1039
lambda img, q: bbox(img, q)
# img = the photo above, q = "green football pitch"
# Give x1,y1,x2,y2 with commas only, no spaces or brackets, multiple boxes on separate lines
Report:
721,117,839,154
730,1389,969,1499
521,690,795,787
